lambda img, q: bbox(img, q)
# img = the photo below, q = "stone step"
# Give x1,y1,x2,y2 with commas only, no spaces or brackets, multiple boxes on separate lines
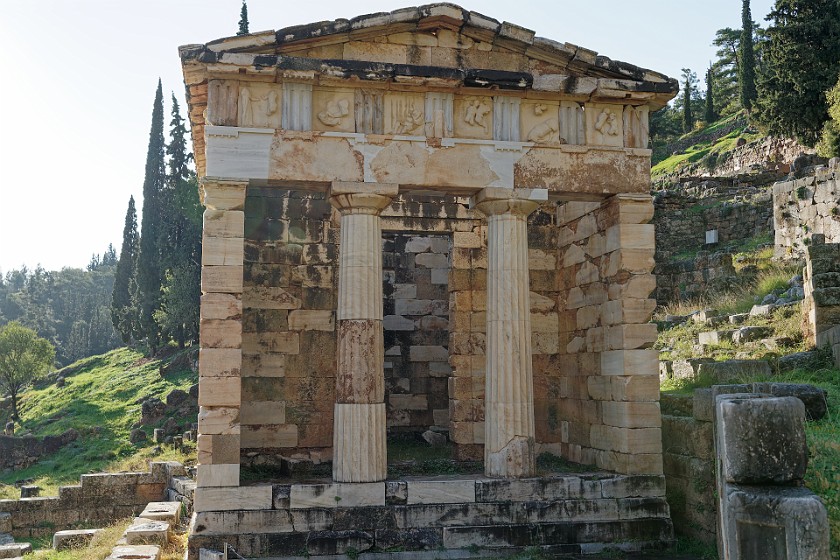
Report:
106,544,161,560
53,528,101,550
140,501,182,525
0,543,31,559
124,517,170,546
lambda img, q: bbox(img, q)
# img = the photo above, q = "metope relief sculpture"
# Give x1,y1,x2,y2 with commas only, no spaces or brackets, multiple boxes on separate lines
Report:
207,80,239,127
521,101,560,144
237,84,281,129
585,103,624,147
317,99,351,127
282,82,313,131
455,96,492,139
384,93,424,135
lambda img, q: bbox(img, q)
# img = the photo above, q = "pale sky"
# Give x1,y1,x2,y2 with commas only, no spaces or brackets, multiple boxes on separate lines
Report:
0,0,775,273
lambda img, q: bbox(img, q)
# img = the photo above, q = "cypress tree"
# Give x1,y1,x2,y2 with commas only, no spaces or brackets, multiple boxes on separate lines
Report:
756,0,840,146
705,65,717,123
681,68,696,132
136,80,166,352
740,0,758,111
237,1,250,35
111,197,139,343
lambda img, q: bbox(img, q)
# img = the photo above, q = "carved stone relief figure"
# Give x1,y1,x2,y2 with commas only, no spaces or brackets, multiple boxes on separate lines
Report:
355,89,384,135
238,84,281,128
384,93,424,135
526,119,560,143
585,103,624,147
318,99,351,127
282,82,313,131
424,92,453,138
493,96,521,141
207,80,239,127
623,105,650,149
464,97,492,132
521,101,559,144
559,101,584,145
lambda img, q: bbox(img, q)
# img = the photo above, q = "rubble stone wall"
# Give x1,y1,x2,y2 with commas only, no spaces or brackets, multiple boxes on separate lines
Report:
774,168,840,259
660,392,716,544
0,429,78,472
803,242,840,368
0,462,184,539
655,252,736,304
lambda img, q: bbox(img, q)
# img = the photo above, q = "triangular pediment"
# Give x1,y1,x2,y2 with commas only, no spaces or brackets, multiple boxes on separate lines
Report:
193,3,673,84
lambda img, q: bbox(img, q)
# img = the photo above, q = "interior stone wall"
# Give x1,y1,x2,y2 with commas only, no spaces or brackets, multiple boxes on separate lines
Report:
382,233,451,433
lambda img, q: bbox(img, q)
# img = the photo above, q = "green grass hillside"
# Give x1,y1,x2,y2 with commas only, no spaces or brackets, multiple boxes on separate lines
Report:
0,347,197,498
652,112,763,179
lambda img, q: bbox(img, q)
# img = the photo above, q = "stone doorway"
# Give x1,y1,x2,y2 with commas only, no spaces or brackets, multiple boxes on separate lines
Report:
382,233,452,435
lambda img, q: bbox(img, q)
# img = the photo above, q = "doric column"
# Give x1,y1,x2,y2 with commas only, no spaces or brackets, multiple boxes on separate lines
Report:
196,178,247,494
329,181,398,482
473,187,547,478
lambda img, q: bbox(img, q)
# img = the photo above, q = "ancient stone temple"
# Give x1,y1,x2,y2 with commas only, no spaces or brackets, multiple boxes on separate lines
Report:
180,5,678,557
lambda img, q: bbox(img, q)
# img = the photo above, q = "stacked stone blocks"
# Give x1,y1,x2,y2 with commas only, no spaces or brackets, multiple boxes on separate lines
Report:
803,241,840,369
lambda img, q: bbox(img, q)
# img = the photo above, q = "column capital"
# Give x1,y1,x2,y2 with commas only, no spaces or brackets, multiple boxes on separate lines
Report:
329,182,399,215
471,187,548,217
200,177,249,210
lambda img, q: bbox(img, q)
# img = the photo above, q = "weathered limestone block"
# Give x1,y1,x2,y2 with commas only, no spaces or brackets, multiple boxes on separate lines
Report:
193,485,273,512
53,529,101,550
139,502,181,525
106,544,160,560
125,518,170,546
718,396,808,485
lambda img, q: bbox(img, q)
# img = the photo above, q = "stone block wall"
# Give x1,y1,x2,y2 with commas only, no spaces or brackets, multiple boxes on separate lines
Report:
653,184,773,262
382,233,451,432
803,241,840,368
549,196,662,475
774,167,840,259
654,251,736,304
660,392,716,544
0,429,78,472
0,461,184,539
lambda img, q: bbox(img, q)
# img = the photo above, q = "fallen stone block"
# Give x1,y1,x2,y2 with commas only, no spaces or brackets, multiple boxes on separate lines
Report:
777,350,820,371
752,382,828,420
749,303,777,317
124,518,170,546
698,330,733,346
140,501,181,524
692,309,719,323
728,313,749,324
732,326,772,344
106,544,161,560
718,395,808,484
0,542,31,558
53,528,101,550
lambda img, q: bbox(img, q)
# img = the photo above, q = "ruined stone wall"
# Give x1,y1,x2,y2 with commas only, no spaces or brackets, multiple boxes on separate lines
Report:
660,392,716,544
774,167,840,259
0,462,183,539
551,196,662,475
803,241,840,369
655,252,736,305
0,429,78,472
653,185,773,262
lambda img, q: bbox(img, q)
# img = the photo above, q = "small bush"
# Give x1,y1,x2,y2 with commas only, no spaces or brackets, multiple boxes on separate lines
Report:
797,186,808,200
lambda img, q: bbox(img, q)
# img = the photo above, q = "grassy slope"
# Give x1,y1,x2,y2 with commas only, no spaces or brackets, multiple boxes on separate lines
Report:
0,347,197,498
652,113,763,178
657,246,840,556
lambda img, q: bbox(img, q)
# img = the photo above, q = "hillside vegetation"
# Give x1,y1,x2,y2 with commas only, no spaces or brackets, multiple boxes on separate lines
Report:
0,347,197,498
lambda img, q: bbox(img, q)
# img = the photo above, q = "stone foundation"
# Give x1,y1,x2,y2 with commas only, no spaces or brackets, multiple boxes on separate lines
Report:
188,473,671,558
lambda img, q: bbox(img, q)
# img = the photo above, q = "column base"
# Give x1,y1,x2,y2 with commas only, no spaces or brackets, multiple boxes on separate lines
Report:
333,403,387,482
485,435,536,478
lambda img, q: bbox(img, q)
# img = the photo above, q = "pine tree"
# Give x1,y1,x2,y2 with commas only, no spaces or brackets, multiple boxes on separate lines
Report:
755,0,840,146
111,196,140,344
136,80,167,352
705,65,717,123
681,68,697,132
740,0,758,112
237,1,250,35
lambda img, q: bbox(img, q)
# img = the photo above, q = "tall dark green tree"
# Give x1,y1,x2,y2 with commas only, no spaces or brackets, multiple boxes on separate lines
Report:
755,0,840,146
740,0,758,111
681,68,697,132
136,80,166,352
237,1,249,35
705,65,717,123
111,196,140,344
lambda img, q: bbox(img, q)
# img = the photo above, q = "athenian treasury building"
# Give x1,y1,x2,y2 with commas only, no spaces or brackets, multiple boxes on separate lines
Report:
180,4,678,557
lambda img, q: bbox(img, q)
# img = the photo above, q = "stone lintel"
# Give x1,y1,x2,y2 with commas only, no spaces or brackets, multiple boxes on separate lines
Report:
330,182,399,197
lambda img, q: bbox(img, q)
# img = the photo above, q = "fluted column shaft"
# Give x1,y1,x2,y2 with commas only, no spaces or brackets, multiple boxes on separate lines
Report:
474,188,546,478
329,183,397,482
